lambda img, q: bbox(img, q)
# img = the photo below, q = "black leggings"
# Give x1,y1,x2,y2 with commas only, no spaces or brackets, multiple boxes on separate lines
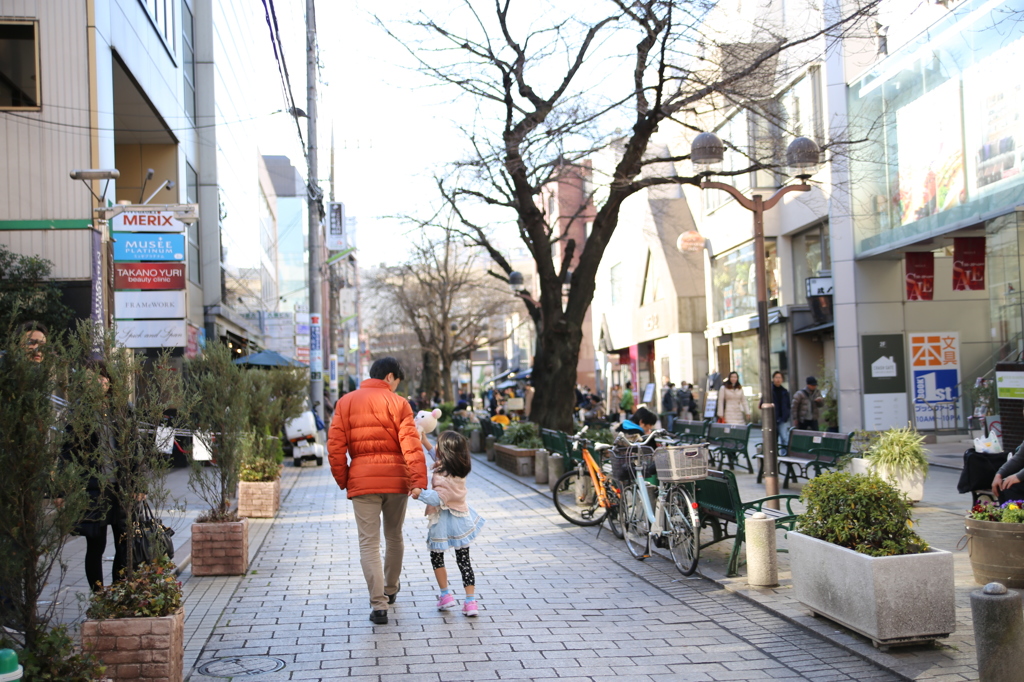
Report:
79,521,128,591
429,547,475,587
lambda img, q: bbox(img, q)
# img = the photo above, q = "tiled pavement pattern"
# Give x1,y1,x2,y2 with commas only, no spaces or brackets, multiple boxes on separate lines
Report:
187,459,900,681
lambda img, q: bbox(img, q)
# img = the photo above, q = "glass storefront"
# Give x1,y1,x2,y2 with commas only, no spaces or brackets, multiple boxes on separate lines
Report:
712,239,778,321
792,222,830,305
988,212,1024,359
848,0,1024,256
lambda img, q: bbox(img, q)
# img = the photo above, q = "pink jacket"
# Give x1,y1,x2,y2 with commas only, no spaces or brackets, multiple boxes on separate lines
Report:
424,470,470,517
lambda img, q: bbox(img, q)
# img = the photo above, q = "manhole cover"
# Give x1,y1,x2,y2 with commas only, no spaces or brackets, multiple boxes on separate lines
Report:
197,656,287,677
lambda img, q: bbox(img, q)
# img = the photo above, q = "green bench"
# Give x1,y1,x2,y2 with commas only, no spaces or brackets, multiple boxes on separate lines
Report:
754,429,853,488
706,422,753,473
672,419,708,444
694,469,801,577
541,428,574,465
480,419,504,441
452,415,468,432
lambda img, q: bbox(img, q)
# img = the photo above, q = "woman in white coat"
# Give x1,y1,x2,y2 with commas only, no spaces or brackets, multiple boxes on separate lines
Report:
717,372,750,424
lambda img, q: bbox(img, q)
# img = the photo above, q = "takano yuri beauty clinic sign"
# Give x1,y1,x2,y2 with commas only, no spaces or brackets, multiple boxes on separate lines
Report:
113,233,185,262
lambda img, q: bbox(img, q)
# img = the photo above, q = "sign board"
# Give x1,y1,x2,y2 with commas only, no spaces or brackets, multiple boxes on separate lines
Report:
113,233,185,262
114,291,186,320
909,332,961,430
186,324,202,359
996,371,1024,399
115,319,187,348
642,382,655,404
112,211,188,233
309,314,323,381
114,263,185,290
329,354,338,397
806,277,834,297
326,202,346,251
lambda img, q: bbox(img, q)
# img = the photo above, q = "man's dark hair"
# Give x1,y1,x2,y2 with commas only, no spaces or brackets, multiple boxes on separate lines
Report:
631,406,657,425
16,320,48,337
369,357,404,381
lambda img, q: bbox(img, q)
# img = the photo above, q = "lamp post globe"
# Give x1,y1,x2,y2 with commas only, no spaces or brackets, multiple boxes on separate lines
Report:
508,270,524,292
690,132,725,174
786,136,821,179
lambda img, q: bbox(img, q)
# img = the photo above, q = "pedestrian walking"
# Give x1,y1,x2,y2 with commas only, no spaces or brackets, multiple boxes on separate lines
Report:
791,376,825,431
609,384,622,421
673,382,695,421
410,431,485,616
620,381,635,415
771,371,791,446
327,357,428,625
717,372,750,424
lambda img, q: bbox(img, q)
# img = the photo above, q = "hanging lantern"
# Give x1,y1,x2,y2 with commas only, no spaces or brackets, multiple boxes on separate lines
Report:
676,229,705,253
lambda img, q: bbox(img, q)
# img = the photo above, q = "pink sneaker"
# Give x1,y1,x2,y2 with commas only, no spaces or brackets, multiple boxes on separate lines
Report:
462,599,479,617
436,593,456,610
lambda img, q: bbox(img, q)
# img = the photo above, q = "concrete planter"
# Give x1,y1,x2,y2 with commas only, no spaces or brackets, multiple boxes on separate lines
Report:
965,516,1024,588
849,457,925,503
82,606,184,681
191,517,249,576
237,479,280,518
789,531,955,649
493,443,536,476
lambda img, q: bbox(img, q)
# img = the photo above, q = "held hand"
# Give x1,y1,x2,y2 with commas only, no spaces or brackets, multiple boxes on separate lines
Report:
993,474,1003,497
410,488,422,499
1001,474,1021,491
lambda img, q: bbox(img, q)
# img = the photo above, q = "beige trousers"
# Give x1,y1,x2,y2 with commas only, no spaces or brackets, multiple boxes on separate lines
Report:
350,493,408,611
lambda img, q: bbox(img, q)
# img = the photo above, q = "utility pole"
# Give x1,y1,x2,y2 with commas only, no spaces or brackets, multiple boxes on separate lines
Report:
306,0,324,421
327,126,341,405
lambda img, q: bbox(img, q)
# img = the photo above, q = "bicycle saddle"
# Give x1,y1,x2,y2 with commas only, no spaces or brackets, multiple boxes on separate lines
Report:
592,443,612,452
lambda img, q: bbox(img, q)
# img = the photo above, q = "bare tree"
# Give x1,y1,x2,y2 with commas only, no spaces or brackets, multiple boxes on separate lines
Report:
369,227,516,402
382,0,881,430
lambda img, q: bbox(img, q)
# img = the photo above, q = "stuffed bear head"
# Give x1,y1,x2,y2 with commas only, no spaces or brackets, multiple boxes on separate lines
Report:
415,408,442,437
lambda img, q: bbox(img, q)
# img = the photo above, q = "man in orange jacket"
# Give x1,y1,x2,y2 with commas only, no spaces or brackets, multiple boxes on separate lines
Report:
327,357,428,625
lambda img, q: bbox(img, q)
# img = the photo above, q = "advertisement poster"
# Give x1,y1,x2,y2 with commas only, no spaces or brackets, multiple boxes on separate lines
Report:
909,332,961,430
996,371,1024,399
309,314,322,382
186,324,201,359
112,233,185,262
861,334,908,430
115,319,187,349
114,263,185,290
326,202,346,251
112,211,188,233
963,39,1024,197
906,251,935,300
114,291,186,320
953,237,986,291
895,78,965,226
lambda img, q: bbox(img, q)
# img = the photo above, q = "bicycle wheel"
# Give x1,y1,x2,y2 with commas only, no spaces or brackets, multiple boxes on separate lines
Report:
553,469,609,526
603,484,625,539
666,487,700,575
622,483,650,560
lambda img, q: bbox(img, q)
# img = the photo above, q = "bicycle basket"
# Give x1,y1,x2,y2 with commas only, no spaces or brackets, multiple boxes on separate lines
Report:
610,444,655,481
654,445,709,482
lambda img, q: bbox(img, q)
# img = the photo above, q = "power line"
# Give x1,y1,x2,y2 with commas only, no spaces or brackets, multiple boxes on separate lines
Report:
262,0,307,161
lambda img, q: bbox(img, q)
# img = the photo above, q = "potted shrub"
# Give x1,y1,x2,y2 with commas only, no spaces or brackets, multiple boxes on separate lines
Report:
849,426,928,503
494,422,543,476
82,556,184,681
965,500,1024,588
185,343,251,576
237,431,282,518
789,471,955,649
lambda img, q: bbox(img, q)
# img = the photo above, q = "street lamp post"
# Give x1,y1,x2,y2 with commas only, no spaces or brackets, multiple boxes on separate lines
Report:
689,133,822,505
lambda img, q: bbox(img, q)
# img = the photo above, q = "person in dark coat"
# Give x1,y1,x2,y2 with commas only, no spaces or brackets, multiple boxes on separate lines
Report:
771,372,791,447
992,443,1024,502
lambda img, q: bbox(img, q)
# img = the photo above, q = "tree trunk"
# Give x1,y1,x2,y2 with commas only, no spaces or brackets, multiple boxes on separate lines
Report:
440,358,454,403
419,350,441,397
529,318,582,432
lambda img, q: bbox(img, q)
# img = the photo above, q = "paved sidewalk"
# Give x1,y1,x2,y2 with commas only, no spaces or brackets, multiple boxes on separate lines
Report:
185,458,899,681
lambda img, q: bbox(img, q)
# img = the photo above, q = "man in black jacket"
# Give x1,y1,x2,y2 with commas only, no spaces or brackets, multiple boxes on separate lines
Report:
771,372,791,446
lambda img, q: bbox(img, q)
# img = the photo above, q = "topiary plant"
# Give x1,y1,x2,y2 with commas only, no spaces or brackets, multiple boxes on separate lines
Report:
796,471,929,557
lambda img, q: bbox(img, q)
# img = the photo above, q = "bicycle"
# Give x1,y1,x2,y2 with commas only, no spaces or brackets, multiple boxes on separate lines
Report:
615,430,707,575
551,426,624,538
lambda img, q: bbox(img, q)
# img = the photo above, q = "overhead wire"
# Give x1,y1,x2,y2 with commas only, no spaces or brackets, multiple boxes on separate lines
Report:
262,0,308,164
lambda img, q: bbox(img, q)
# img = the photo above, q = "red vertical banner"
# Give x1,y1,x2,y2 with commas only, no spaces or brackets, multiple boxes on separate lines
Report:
953,237,985,291
906,252,935,300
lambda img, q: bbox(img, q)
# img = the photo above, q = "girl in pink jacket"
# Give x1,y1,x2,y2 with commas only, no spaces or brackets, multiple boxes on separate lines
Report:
410,431,485,616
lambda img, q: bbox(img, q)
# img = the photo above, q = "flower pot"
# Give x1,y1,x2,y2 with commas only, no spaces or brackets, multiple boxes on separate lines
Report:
965,516,1024,588
82,606,184,681
191,517,249,576
789,531,955,648
493,443,536,476
237,479,281,518
849,457,925,503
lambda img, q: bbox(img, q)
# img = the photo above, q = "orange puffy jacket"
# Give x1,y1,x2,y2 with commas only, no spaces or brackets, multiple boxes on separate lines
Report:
327,378,428,498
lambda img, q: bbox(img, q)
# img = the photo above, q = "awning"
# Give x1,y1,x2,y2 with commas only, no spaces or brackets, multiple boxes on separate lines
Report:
705,308,784,338
513,368,532,380
794,321,835,336
495,380,517,389
485,368,520,385
234,349,307,367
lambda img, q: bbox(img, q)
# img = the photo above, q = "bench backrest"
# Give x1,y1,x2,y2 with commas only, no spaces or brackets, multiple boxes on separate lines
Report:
706,422,751,447
787,430,852,461
672,419,707,442
694,469,742,521
541,428,570,458
452,415,468,431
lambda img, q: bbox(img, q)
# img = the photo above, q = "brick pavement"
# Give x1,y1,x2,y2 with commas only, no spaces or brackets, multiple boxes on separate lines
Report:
186,458,901,681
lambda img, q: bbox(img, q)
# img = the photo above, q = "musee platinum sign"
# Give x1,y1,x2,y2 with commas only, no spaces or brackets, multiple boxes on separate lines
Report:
115,319,188,348
114,291,186,320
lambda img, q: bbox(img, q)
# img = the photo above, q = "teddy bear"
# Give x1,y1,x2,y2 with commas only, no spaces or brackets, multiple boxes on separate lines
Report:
414,408,442,447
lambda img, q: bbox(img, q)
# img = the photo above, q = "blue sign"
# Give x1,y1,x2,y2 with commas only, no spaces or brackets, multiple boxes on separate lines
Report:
113,232,185,262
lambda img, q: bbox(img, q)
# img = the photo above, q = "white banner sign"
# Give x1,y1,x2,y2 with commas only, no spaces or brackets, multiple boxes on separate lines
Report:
112,211,187,233
115,319,188,348
114,291,186,319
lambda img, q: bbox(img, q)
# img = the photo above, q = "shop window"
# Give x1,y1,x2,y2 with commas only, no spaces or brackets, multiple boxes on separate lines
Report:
0,21,40,109
186,163,201,284
792,221,831,305
712,239,778,321
610,262,625,305
181,0,195,121
141,0,175,48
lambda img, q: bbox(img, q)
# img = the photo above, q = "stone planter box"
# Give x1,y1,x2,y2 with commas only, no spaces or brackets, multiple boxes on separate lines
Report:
191,517,249,576
965,516,1024,588
789,531,955,649
237,479,280,518
82,606,184,681
849,457,925,503
494,444,536,476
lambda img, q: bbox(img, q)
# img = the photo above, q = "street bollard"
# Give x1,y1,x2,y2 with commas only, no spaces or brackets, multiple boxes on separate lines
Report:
485,435,496,461
0,649,23,681
548,452,564,492
470,429,482,453
535,448,549,485
972,582,1024,682
746,512,779,587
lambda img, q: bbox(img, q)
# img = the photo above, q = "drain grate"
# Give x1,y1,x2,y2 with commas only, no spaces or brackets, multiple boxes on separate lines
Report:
197,656,287,677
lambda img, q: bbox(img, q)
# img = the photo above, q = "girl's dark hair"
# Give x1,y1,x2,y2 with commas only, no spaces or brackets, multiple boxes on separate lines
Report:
631,406,657,426
434,431,471,478
726,372,742,389
86,358,110,380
